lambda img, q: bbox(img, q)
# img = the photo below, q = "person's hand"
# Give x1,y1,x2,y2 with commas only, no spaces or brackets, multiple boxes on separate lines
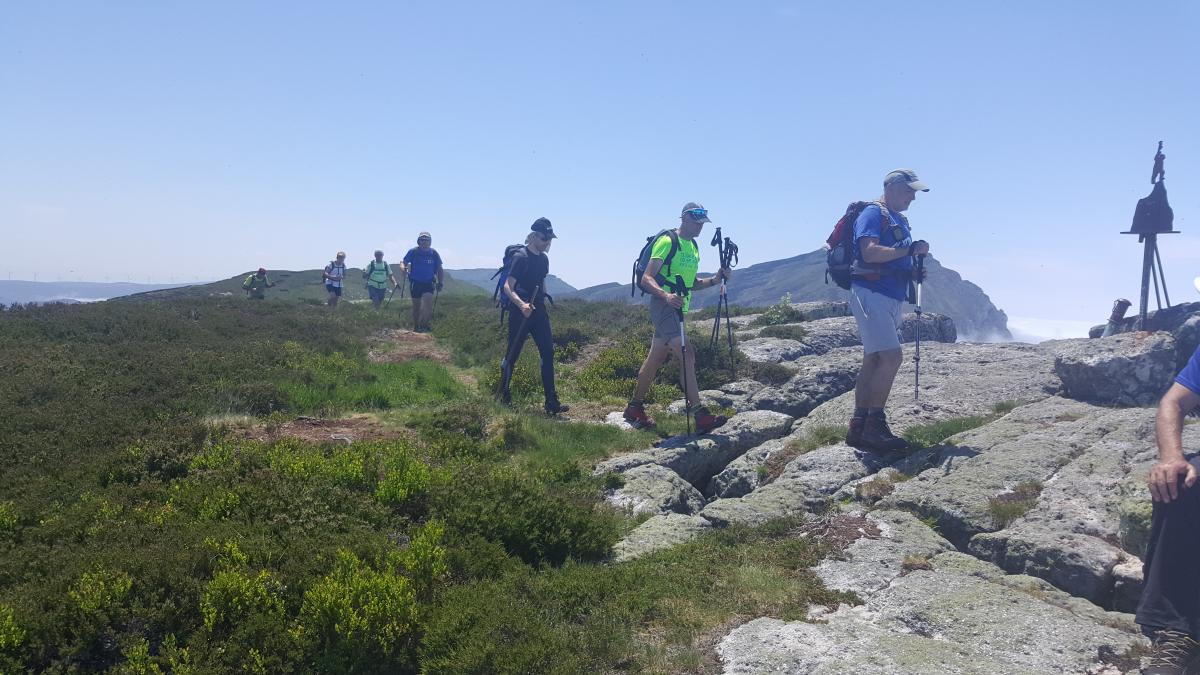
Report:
912,266,927,282
1149,458,1198,502
910,240,930,256
718,267,732,282
520,302,534,318
666,293,684,309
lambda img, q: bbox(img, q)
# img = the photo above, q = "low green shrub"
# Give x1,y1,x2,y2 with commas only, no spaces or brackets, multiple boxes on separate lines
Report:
431,465,620,567
292,549,420,672
750,293,804,326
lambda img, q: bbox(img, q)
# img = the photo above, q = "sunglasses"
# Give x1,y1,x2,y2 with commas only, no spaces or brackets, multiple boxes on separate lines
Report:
684,208,708,219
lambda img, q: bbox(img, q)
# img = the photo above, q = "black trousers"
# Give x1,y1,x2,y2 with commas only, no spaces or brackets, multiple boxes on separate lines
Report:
503,309,558,406
1136,455,1200,638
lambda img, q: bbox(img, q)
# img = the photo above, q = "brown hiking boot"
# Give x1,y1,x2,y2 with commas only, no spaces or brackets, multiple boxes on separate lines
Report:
694,408,728,435
858,411,910,452
622,403,656,429
1145,629,1200,675
846,416,865,447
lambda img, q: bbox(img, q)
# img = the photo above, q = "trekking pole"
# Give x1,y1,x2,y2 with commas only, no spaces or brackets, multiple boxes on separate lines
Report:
709,228,725,350
914,254,925,401
383,285,396,308
721,237,739,371
498,284,540,401
432,285,439,321
675,275,692,436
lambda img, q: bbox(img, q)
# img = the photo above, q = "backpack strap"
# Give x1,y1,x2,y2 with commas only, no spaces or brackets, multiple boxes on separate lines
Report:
654,230,683,288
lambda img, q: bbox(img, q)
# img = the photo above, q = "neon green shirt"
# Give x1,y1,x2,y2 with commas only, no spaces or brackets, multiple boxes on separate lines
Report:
651,233,699,312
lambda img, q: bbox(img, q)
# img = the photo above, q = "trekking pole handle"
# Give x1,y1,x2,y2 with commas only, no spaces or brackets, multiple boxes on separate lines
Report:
915,254,926,309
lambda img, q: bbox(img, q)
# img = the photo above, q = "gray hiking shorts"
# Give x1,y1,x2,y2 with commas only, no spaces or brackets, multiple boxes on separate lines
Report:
850,284,904,354
649,295,683,345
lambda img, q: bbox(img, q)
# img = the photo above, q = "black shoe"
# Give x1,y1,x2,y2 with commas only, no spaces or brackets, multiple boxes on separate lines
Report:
858,411,910,452
1145,628,1200,675
846,416,865,447
545,402,570,416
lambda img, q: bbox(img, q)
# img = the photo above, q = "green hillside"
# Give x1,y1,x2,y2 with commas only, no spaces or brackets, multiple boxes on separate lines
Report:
0,296,847,673
122,268,486,304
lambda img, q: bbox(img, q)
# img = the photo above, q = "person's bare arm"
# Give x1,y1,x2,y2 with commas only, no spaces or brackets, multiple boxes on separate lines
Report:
641,259,683,309
1149,382,1200,502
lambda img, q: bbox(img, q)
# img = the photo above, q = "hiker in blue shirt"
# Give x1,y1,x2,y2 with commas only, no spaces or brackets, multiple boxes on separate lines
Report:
1137,344,1200,672
400,232,444,333
846,169,931,452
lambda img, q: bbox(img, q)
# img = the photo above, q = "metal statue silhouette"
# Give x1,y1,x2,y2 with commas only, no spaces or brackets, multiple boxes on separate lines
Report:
1122,141,1176,327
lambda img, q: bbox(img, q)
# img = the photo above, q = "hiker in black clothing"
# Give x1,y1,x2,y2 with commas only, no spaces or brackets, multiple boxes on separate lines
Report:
1136,343,1200,674
500,218,568,415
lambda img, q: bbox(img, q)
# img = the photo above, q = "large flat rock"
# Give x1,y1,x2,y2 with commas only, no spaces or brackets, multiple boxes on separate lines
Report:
743,347,862,418
792,341,1062,437
610,513,712,563
604,464,705,516
1047,331,1177,406
718,551,1142,675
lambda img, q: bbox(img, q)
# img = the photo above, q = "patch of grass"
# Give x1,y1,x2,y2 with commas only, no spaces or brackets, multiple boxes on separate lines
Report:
419,518,856,674
758,324,809,342
279,342,463,415
987,481,1043,528
854,472,909,504
900,555,933,573
902,415,991,449
761,425,845,483
991,400,1024,416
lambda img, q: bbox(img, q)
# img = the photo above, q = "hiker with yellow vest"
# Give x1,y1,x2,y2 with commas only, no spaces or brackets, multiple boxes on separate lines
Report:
363,250,399,309
623,202,731,435
242,268,274,300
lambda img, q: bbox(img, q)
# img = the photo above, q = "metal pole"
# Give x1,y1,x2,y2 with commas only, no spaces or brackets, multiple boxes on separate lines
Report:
1139,234,1155,327
914,255,925,401
676,275,692,437
1154,239,1171,308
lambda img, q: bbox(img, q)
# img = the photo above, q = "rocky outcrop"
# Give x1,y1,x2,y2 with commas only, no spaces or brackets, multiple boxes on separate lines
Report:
610,514,712,563
738,313,955,365
1047,331,1177,406
604,464,705,516
593,410,793,490
592,315,1195,672
720,550,1141,674
791,341,1062,437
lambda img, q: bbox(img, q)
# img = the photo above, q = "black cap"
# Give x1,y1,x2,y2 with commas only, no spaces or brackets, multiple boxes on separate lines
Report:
531,217,557,239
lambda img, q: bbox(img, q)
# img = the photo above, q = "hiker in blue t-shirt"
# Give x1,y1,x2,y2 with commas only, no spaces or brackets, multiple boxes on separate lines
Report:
1137,344,1200,670
846,169,931,452
400,232,444,333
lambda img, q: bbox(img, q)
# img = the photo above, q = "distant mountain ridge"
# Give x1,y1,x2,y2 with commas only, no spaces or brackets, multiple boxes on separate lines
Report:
560,249,1009,340
119,268,486,303
448,268,577,298
0,280,190,305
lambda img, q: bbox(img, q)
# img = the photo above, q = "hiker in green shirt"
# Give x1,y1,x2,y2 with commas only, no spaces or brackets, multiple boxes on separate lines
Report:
242,268,274,300
363,250,398,309
623,202,731,435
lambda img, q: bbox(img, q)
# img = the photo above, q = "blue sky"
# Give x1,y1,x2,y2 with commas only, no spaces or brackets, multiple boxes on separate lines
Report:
2,1,1197,329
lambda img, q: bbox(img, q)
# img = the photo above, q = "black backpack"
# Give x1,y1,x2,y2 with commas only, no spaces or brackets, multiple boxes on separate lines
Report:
490,244,553,324
631,229,681,296
490,244,527,308
825,201,888,290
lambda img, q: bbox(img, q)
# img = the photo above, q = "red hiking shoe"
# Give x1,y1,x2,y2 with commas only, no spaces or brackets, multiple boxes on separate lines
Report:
694,408,728,435
622,403,656,429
